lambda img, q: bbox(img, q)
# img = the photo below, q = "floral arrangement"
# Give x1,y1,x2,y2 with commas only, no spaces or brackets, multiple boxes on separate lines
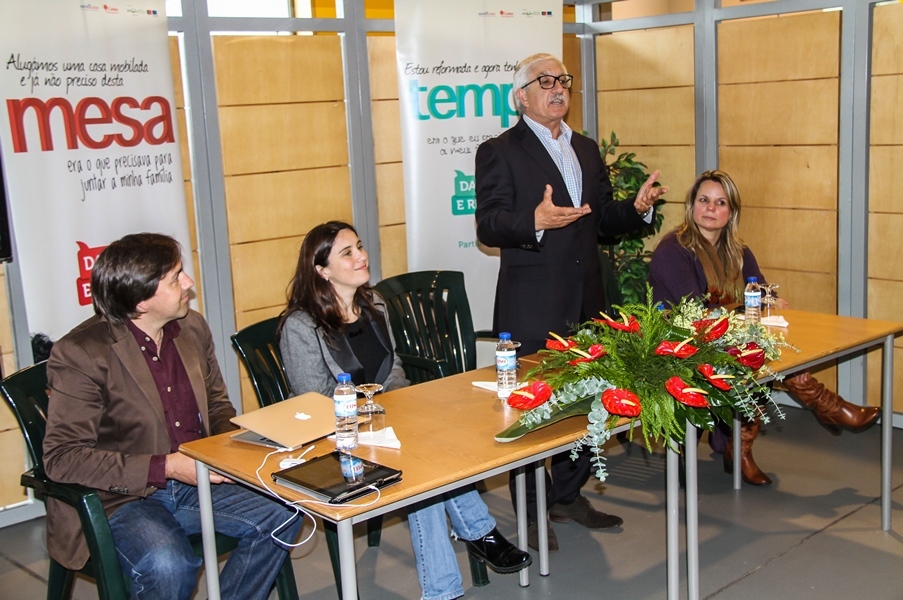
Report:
495,289,794,481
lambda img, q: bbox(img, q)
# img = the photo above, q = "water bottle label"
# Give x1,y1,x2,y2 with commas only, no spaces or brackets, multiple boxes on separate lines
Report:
496,350,516,371
340,454,364,482
334,393,358,417
745,292,760,308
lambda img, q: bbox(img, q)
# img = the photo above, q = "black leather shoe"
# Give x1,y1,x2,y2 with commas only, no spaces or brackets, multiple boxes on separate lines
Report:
464,527,532,574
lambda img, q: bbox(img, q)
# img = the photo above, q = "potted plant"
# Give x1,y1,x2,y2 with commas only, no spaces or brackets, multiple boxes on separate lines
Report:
599,132,666,305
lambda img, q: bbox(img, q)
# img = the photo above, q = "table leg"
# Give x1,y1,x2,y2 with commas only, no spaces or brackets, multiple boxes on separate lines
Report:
195,461,220,600
514,466,530,586
732,411,741,490
882,334,894,531
337,519,358,600
534,460,548,578
666,443,680,600
685,423,699,600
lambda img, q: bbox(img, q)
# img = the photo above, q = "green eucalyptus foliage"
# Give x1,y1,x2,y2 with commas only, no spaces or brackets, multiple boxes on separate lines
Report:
600,132,666,305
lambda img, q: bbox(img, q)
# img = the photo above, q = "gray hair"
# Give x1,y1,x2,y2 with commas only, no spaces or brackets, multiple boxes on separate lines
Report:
512,53,568,113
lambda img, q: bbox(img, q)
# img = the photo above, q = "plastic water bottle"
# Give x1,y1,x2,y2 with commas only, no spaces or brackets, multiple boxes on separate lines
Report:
496,332,517,400
333,373,358,451
744,277,761,325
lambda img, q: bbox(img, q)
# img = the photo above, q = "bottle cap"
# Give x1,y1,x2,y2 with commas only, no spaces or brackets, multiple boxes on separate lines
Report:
337,373,351,383
747,277,757,283
499,332,511,340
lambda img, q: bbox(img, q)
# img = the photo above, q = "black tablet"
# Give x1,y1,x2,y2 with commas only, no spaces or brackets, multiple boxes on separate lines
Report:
271,451,402,504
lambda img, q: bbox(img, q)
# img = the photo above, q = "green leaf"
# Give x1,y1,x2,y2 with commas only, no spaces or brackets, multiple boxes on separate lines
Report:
495,396,596,442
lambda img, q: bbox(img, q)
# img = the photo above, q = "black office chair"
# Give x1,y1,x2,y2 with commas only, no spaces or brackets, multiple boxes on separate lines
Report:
0,361,298,600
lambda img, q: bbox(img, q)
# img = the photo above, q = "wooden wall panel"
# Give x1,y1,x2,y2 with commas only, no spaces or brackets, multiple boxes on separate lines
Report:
376,163,406,226
372,99,403,165
761,268,836,315
597,87,695,146
225,167,353,244
618,145,695,204
213,36,344,105
368,36,398,101
0,430,26,506
231,237,302,312
870,74,903,146
869,146,903,214
868,214,903,281
718,12,839,84
169,36,184,107
610,0,694,20
379,224,408,280
742,207,836,274
720,147,837,210
873,4,903,76
719,80,838,146
597,25,694,91
219,103,349,175
868,279,903,324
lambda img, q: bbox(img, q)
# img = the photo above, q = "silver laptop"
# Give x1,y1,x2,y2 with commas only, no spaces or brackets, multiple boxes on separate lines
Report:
230,392,336,451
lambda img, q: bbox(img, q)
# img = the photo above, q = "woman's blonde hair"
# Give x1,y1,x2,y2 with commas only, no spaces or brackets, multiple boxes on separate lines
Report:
674,169,746,298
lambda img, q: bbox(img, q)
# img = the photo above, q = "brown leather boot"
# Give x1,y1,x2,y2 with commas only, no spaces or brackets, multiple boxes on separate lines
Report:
723,417,772,486
782,371,880,434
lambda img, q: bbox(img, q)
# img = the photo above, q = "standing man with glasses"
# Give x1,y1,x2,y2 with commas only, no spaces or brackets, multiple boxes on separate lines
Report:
475,53,667,552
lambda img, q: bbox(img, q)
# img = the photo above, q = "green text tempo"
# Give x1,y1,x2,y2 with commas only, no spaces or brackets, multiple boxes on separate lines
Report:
409,79,517,127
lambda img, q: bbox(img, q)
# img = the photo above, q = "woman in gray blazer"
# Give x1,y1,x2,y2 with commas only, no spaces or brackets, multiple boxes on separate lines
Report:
278,221,530,600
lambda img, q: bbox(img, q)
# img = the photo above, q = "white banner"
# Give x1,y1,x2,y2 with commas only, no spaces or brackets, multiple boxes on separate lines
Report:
0,0,191,341
394,1,560,332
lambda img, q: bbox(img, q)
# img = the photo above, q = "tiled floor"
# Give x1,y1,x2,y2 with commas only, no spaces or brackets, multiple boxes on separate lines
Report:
2,405,902,599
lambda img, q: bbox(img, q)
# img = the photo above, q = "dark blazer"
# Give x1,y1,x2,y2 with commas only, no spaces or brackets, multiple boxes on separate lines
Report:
43,309,236,570
475,118,650,351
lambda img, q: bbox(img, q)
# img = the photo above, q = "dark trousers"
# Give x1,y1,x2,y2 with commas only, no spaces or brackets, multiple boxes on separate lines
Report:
508,449,592,523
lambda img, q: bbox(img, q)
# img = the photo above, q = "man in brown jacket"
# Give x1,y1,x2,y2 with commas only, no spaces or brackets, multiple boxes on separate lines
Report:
43,233,300,600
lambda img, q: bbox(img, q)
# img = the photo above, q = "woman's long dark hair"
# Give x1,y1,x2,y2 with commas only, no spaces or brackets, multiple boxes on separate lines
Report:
278,221,377,340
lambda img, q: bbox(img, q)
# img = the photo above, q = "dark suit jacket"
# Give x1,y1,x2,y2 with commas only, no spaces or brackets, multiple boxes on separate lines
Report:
475,118,650,352
43,309,237,569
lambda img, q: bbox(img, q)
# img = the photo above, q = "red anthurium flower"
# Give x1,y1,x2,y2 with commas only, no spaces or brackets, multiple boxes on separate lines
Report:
593,312,641,333
507,380,553,410
545,332,577,352
664,376,710,408
727,342,766,370
654,338,699,358
691,316,729,342
696,364,733,391
601,388,641,417
567,344,607,366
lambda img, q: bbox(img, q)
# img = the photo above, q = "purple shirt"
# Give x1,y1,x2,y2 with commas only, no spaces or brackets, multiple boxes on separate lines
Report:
126,319,201,488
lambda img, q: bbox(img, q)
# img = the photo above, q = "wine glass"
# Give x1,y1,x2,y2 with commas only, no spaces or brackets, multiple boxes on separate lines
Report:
761,283,779,318
355,383,385,433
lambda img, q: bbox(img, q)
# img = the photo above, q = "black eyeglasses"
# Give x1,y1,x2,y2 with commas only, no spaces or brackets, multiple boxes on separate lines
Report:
521,74,574,90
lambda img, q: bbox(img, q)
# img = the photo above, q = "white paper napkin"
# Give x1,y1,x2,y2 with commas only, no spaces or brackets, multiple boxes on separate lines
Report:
760,315,789,328
736,314,789,328
472,381,498,392
329,427,401,449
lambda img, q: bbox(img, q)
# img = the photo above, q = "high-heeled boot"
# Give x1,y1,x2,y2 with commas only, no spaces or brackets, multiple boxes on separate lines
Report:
782,371,880,434
723,416,771,486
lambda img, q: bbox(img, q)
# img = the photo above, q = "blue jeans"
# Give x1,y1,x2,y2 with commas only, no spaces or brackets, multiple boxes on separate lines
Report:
407,487,496,600
108,480,301,600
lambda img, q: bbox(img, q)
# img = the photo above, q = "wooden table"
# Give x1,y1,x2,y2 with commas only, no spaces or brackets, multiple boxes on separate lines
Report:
182,360,631,600
675,309,903,600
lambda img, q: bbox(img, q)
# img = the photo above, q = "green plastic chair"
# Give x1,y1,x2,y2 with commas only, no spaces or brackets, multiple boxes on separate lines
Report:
374,270,489,377
0,361,298,600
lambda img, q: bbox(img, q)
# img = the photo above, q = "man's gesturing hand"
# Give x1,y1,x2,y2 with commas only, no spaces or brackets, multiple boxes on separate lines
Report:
534,184,591,231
